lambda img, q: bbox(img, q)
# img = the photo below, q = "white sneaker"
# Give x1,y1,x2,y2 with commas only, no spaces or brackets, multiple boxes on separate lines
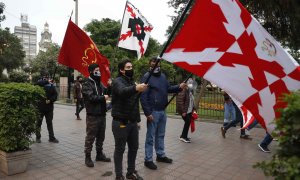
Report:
179,137,191,143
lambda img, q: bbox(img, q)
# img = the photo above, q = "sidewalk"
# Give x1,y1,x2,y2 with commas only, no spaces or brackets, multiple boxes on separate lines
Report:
0,104,274,180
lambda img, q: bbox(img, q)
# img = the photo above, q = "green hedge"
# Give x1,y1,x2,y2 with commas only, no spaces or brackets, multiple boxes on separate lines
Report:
0,83,45,152
255,90,300,179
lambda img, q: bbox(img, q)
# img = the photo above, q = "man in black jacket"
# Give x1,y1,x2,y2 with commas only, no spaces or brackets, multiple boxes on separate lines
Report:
111,60,147,180
36,70,59,143
82,63,111,167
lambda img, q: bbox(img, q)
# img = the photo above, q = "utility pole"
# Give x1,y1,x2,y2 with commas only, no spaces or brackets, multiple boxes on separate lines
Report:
73,0,79,81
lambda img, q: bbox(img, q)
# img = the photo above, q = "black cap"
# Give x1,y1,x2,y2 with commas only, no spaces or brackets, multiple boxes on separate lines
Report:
40,69,49,77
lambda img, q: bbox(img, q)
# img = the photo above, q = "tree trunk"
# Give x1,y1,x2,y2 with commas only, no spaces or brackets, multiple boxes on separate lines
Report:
194,79,208,111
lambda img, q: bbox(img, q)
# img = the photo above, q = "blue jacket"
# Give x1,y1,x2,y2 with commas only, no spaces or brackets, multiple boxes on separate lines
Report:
140,72,181,116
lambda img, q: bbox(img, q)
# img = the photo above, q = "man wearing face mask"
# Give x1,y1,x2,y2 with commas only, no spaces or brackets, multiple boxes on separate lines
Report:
140,57,187,170
176,78,195,143
74,76,85,120
82,63,111,168
111,60,147,180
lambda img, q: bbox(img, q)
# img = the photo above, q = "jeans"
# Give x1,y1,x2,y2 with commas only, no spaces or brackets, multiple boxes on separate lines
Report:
145,110,167,162
260,132,273,148
112,120,139,177
224,102,236,124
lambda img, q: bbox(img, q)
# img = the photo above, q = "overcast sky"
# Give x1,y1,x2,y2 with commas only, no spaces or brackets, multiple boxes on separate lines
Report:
1,0,175,47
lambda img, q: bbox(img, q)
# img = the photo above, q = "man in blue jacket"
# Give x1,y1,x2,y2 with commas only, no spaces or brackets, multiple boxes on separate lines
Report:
140,57,186,170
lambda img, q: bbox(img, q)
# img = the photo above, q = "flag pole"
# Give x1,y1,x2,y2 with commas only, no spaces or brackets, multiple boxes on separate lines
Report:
117,0,128,47
144,0,194,84
67,10,74,101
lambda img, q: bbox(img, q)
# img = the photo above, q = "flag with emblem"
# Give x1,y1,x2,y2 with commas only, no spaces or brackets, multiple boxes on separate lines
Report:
162,0,300,132
118,1,153,59
58,19,110,87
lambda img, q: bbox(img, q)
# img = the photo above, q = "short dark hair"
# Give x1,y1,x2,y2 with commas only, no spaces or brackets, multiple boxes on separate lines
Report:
76,76,82,80
118,59,132,76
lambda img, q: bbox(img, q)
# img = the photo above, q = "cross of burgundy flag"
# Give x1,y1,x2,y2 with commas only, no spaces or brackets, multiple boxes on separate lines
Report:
58,20,111,87
118,1,153,59
162,0,300,132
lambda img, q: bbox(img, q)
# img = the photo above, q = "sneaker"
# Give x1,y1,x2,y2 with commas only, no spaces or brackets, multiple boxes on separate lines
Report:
179,137,191,143
49,138,59,143
258,144,271,153
76,117,81,120
240,135,252,140
221,127,226,138
126,170,143,180
156,156,173,163
144,161,157,170
36,138,41,143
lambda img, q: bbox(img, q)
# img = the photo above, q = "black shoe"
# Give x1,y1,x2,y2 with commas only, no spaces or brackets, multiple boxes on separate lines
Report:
115,175,125,180
95,152,111,162
49,138,59,143
156,156,173,163
179,137,191,143
221,127,226,138
258,144,271,153
240,135,252,140
126,170,143,180
144,161,157,170
36,138,41,143
85,153,94,167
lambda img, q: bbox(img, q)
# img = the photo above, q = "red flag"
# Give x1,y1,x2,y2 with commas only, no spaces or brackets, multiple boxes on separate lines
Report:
58,20,110,87
162,0,300,132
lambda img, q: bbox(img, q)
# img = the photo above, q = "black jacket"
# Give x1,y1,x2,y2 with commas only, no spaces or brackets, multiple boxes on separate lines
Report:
36,79,58,112
82,77,107,116
111,75,141,123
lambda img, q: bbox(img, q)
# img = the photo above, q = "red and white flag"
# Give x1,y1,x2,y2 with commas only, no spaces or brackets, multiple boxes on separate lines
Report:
162,0,300,132
118,1,153,59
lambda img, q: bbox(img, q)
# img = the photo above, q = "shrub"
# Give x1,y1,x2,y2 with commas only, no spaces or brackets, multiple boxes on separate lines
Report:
254,90,300,179
0,83,45,152
8,71,29,83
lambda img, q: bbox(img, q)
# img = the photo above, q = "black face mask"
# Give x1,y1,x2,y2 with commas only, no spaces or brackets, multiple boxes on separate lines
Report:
125,69,134,78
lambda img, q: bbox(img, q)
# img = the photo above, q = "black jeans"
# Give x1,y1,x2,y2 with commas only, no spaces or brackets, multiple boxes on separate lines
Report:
36,110,55,140
84,115,106,153
224,118,245,135
181,113,192,138
112,120,139,177
76,98,85,116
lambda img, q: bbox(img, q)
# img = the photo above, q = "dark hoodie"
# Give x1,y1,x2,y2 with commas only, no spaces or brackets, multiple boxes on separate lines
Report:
36,79,58,112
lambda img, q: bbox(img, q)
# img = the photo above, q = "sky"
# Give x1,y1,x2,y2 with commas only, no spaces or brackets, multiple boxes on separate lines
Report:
1,0,175,47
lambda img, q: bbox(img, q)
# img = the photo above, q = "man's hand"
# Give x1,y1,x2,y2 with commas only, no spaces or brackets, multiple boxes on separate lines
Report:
136,83,148,92
146,115,154,122
182,113,187,117
137,123,141,130
104,95,109,100
46,100,51,104
74,99,77,103
179,83,187,89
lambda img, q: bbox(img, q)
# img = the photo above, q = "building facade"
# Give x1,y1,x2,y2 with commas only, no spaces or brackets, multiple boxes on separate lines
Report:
14,14,37,65
39,22,52,52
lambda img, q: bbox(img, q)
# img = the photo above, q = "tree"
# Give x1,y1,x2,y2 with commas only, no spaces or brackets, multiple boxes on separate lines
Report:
0,28,25,75
0,2,5,24
30,44,68,82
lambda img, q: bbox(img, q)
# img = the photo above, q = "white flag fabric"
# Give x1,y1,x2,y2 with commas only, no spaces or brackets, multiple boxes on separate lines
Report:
162,0,300,132
118,1,153,59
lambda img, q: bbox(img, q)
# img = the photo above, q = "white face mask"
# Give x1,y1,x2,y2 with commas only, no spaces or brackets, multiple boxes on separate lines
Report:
188,84,193,89
93,71,101,77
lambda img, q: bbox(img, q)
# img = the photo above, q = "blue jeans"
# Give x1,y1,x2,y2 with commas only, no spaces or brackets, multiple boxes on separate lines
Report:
145,111,167,162
224,102,236,124
260,133,273,148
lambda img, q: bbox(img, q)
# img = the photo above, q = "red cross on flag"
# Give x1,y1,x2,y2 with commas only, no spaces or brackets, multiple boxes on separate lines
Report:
118,1,153,59
162,0,300,132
